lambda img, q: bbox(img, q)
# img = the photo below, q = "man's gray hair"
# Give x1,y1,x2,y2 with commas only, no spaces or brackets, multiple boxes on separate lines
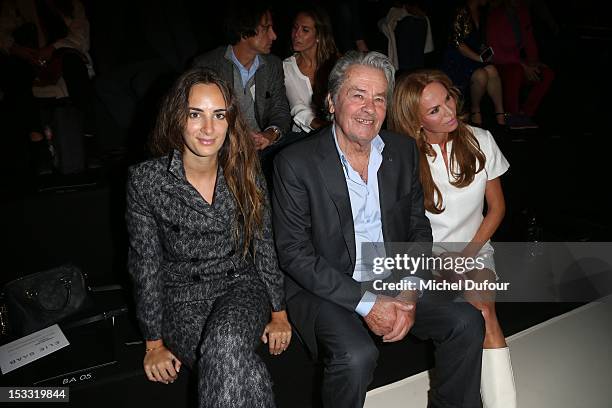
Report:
327,51,396,108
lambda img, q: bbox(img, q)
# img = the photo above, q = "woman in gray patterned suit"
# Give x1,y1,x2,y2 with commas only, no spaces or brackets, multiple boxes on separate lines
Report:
126,67,291,408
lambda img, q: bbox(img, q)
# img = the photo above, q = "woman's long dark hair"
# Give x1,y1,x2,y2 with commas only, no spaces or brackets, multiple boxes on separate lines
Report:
150,68,264,255
388,69,486,214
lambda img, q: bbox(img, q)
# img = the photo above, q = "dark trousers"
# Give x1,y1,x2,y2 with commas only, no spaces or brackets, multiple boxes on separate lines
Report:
61,52,95,134
314,296,484,408
162,276,275,408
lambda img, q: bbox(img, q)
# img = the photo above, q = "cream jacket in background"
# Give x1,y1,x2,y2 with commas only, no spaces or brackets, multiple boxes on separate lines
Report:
377,6,434,69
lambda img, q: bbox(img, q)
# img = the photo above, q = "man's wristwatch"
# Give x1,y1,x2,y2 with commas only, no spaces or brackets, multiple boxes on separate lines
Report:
265,126,281,144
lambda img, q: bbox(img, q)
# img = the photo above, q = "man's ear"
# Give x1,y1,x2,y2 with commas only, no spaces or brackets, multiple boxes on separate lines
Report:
326,94,335,114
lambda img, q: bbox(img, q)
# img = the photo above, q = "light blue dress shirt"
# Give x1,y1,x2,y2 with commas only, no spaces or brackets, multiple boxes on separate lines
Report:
229,46,260,89
333,128,424,317
333,127,387,317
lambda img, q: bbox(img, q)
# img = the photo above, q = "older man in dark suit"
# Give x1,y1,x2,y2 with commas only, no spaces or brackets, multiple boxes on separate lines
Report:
192,2,290,151
272,51,485,408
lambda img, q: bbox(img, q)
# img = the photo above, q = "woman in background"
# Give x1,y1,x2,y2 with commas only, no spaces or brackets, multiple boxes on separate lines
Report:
126,68,291,407
283,6,337,133
389,69,516,408
443,0,506,126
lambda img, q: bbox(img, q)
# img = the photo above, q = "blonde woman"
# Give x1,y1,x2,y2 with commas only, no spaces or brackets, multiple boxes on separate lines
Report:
389,69,516,408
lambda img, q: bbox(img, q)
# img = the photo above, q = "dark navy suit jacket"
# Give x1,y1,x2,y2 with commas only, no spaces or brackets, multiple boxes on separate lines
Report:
272,126,432,355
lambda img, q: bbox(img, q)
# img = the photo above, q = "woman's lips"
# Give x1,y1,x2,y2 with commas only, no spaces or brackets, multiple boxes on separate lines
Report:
197,138,215,145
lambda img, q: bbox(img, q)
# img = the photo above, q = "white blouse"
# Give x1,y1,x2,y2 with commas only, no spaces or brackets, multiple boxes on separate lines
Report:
283,55,315,133
426,126,509,255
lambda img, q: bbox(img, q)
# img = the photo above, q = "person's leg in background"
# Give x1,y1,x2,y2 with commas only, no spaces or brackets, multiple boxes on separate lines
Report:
497,63,541,128
483,64,506,125
496,63,524,116
521,65,555,117
61,51,96,135
470,68,489,126
61,51,99,164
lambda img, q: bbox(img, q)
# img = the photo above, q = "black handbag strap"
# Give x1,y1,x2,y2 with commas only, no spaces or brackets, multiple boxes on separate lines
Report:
62,306,128,330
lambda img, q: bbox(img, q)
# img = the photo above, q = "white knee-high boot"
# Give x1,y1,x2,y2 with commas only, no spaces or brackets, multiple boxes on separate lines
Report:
481,347,517,408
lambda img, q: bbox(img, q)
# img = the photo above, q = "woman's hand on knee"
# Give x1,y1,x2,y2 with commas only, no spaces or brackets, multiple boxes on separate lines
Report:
435,251,468,283
143,342,181,384
261,310,292,356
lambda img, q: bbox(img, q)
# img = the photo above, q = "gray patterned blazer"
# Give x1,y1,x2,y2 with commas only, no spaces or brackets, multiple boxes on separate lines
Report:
126,150,285,340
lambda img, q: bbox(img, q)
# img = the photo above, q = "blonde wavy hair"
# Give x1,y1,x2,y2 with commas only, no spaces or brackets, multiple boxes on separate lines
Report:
388,69,486,214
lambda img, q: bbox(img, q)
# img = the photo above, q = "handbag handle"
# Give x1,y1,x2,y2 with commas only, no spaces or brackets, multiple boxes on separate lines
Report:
25,275,72,312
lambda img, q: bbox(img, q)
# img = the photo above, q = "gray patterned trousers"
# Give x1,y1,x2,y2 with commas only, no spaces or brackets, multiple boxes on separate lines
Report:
162,274,275,408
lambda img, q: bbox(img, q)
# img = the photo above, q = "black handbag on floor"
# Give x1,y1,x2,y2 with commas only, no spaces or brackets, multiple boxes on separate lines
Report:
3,264,92,337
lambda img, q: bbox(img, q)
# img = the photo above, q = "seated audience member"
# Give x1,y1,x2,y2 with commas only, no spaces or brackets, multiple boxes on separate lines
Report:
378,1,435,73
486,0,554,127
272,51,485,408
443,0,506,126
192,1,291,151
0,0,95,171
389,69,516,408
283,6,337,133
126,68,291,407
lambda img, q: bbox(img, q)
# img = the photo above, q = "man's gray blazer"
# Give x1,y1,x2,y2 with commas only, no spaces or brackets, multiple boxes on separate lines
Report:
192,46,291,135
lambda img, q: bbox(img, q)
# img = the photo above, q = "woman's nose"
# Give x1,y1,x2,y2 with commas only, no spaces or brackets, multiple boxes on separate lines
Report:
201,117,213,134
443,104,455,117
